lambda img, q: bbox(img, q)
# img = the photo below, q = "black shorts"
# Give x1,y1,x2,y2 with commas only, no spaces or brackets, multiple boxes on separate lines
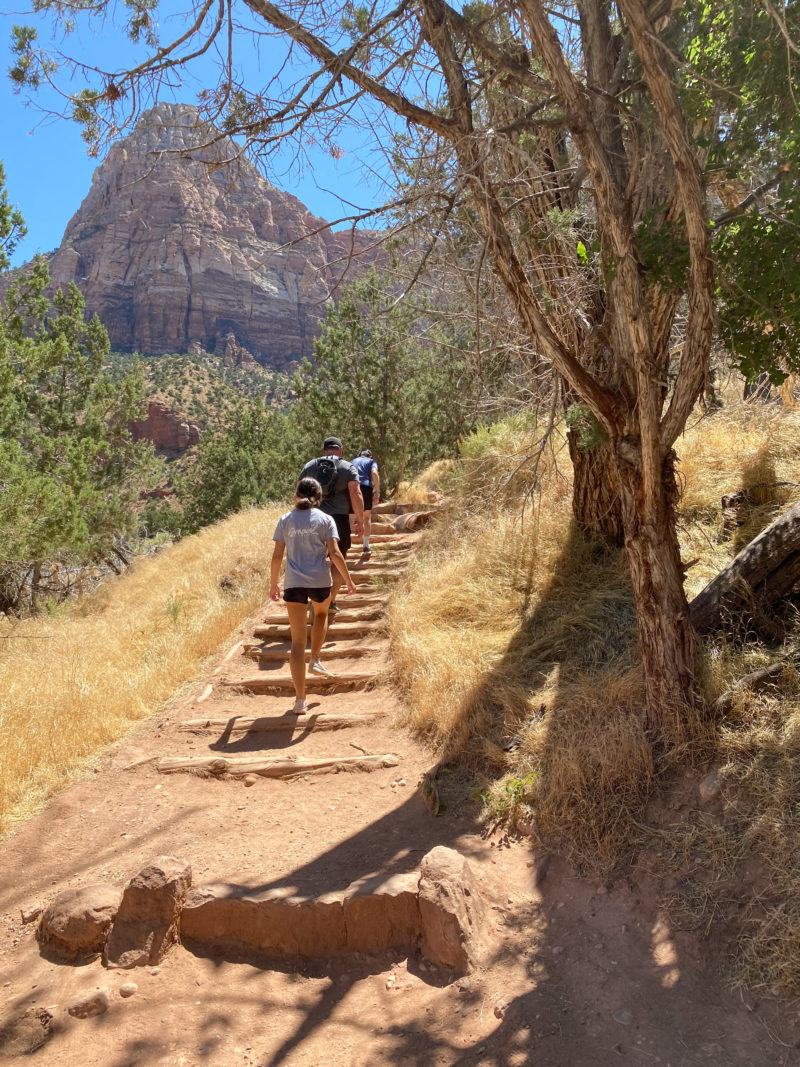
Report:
283,586,331,604
361,485,374,511
332,513,352,554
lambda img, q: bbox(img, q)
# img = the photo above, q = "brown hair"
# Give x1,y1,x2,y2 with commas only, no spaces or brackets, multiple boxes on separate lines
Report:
295,477,323,510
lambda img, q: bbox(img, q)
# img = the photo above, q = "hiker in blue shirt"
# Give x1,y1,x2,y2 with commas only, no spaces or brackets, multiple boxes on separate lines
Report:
351,449,380,556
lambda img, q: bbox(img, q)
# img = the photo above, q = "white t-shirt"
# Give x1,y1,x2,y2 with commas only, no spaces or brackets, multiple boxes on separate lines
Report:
273,507,338,588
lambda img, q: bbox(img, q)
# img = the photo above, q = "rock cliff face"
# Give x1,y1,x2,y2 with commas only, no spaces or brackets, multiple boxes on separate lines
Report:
45,102,377,369
129,401,201,455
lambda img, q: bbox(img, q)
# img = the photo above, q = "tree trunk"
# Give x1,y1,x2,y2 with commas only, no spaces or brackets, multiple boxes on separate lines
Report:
568,430,625,547
618,451,698,728
690,500,800,633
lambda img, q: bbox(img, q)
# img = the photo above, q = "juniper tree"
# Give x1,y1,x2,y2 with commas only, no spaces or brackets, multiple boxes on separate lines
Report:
0,257,157,611
293,269,478,491
10,0,800,725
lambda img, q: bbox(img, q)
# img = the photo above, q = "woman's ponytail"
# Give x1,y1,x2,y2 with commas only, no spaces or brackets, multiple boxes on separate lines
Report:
295,477,323,510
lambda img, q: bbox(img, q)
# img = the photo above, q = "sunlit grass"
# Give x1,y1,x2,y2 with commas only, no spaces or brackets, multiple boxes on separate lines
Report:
0,505,282,836
390,398,800,996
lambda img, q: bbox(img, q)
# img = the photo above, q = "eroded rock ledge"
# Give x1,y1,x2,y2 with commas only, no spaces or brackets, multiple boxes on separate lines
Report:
37,847,488,977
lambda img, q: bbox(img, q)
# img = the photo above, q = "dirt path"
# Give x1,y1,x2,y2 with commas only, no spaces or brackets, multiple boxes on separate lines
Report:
1,526,798,1066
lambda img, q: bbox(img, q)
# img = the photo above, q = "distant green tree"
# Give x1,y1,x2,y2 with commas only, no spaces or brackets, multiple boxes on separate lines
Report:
0,161,26,270
0,257,159,611
293,269,477,490
180,402,308,530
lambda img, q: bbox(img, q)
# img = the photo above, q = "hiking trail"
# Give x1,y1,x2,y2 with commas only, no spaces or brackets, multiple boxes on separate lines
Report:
0,507,796,1065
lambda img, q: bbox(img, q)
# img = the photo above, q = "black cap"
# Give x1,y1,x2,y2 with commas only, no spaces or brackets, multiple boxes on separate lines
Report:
359,448,373,458
323,436,342,449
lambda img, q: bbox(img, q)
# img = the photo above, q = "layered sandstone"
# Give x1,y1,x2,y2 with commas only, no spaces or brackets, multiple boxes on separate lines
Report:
129,401,201,455
44,102,378,368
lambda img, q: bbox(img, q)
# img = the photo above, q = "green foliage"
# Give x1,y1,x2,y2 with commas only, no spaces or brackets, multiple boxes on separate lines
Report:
565,403,609,451
715,179,800,383
0,162,26,271
179,403,307,530
293,269,478,490
472,773,537,819
636,211,690,291
681,1,800,384
0,256,159,612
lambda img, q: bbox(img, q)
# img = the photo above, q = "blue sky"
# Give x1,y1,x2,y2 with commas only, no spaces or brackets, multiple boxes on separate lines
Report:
1,2,392,267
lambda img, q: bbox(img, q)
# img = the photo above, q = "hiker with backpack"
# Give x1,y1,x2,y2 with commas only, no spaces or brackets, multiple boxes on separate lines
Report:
351,448,380,556
270,476,357,714
299,436,364,614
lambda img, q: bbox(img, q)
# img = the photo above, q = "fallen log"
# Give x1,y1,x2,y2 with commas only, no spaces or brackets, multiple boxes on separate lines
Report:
711,660,796,715
690,501,800,633
158,753,399,777
394,509,439,533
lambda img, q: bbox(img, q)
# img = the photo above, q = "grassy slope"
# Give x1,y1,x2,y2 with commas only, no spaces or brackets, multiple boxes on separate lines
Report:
390,400,800,994
0,504,283,836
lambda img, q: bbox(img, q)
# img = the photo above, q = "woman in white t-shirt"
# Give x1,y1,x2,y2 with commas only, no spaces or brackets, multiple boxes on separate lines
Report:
270,477,356,713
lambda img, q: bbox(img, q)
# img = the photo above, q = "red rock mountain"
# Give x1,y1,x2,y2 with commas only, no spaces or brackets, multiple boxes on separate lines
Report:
45,102,378,369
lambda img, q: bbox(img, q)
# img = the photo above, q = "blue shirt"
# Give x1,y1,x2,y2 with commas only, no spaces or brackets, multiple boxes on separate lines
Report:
352,455,378,487
273,507,338,588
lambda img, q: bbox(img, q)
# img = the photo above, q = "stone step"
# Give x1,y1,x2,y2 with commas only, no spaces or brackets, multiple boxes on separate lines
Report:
253,622,376,641
177,709,385,733
158,752,399,778
221,670,380,693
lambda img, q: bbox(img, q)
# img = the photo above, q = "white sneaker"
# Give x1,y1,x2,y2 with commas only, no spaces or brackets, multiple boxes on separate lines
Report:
291,697,307,714
309,659,332,677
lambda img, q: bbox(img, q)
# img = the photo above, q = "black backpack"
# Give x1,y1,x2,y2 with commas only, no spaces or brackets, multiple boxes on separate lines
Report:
310,456,340,500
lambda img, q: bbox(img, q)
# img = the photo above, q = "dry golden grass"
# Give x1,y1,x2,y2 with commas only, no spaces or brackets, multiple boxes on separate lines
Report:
391,398,800,903
677,402,800,599
0,505,282,836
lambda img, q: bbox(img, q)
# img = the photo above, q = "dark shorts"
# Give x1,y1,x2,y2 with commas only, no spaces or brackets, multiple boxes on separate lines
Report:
283,586,331,604
361,485,374,511
332,513,352,554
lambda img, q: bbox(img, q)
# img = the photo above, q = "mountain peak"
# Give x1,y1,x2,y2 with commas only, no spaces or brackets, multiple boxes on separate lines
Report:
42,102,376,367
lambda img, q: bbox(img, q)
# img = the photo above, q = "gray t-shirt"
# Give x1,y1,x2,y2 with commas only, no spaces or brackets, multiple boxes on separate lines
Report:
299,456,358,516
273,507,338,588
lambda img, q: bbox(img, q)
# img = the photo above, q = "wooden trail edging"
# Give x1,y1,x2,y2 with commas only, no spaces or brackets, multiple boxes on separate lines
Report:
157,752,400,777
177,710,386,733
266,609,383,625
245,645,382,663
253,623,377,641
222,671,379,694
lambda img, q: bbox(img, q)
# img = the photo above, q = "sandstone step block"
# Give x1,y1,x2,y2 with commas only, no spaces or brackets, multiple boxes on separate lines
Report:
177,846,485,974
105,856,192,969
36,884,122,961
